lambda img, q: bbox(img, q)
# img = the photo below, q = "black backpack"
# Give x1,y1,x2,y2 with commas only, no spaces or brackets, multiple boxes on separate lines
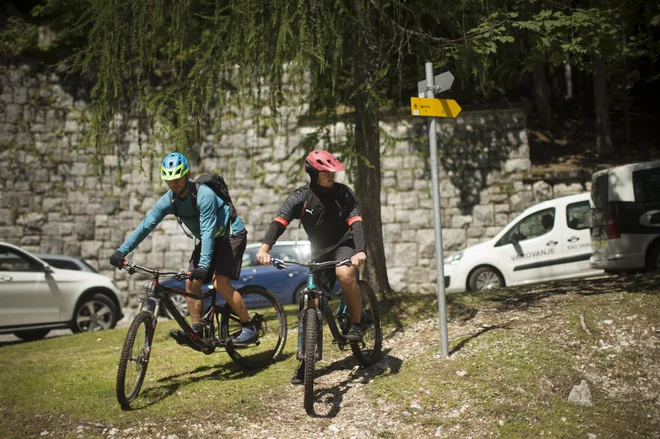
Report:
170,174,238,238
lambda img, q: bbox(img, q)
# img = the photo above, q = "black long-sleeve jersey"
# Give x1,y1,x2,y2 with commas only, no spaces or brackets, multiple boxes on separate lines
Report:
263,182,365,255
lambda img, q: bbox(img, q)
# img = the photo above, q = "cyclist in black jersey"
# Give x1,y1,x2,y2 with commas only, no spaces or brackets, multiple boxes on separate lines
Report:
256,150,366,384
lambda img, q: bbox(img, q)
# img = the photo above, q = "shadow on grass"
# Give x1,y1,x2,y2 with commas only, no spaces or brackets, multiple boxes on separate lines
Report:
122,351,295,411
481,272,660,311
378,272,660,337
449,324,512,356
305,349,403,418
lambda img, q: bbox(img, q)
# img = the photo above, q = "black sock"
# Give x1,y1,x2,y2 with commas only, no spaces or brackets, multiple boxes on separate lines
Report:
192,324,203,334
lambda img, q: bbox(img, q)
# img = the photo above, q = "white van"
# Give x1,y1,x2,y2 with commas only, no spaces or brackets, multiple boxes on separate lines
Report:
444,192,603,293
589,160,660,272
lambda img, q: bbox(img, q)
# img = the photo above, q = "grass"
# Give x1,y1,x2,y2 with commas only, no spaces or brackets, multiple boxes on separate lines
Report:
1,276,659,438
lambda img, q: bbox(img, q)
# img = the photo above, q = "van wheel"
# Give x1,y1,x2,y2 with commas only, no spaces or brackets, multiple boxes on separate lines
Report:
645,245,660,272
468,267,504,291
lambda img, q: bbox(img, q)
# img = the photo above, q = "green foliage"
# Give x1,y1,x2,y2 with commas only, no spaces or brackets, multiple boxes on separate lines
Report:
0,17,38,56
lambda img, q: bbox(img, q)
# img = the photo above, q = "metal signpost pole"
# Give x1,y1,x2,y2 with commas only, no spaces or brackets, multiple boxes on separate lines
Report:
424,62,449,358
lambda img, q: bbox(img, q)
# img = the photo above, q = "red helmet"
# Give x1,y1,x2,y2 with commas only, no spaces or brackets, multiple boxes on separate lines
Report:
304,150,345,174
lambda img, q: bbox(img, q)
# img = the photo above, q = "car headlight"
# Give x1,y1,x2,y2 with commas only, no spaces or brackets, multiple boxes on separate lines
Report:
444,251,464,265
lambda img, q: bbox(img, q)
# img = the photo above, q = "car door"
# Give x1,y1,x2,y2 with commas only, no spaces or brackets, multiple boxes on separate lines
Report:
563,199,596,276
495,207,565,284
0,245,62,326
234,244,308,304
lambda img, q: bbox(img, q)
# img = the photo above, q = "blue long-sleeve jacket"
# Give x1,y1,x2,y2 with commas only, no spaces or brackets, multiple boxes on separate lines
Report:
118,185,245,269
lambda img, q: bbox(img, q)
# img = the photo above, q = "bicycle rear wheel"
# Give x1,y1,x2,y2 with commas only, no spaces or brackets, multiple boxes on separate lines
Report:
116,311,153,409
303,307,318,415
220,285,287,370
350,280,382,367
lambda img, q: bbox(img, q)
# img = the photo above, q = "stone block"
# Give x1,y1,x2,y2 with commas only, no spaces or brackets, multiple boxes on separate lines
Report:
504,158,531,173
394,242,418,267
386,267,408,292
409,209,433,228
40,237,63,253
416,229,436,258
20,235,40,246
451,215,472,229
75,218,96,240
533,181,553,201
495,213,509,226
81,240,103,259
5,104,23,123
397,170,415,191
472,205,494,227
442,228,466,251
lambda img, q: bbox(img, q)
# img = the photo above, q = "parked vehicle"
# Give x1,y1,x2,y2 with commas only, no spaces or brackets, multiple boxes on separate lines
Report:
590,160,660,272
443,192,603,293
36,253,105,273
0,242,125,341
160,240,339,315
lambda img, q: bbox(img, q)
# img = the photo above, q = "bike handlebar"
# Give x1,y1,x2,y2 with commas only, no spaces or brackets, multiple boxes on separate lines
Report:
120,261,189,281
271,258,351,271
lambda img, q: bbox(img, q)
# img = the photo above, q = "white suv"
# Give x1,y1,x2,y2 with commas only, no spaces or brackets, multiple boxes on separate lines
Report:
0,242,125,341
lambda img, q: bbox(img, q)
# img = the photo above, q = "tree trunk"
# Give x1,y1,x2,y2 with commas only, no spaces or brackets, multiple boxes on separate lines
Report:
353,4,391,296
564,57,573,99
593,56,614,154
533,62,553,130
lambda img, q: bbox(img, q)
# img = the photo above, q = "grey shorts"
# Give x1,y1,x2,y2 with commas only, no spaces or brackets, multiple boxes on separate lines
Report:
189,229,248,282
313,238,358,291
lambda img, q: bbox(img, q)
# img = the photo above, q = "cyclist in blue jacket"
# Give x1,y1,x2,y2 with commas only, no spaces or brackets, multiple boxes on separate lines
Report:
109,152,257,346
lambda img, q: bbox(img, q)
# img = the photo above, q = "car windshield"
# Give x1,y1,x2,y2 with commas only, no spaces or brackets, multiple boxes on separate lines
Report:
241,243,311,267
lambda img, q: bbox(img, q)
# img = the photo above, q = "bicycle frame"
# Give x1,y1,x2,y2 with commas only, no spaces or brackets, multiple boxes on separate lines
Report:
273,259,352,361
126,263,225,352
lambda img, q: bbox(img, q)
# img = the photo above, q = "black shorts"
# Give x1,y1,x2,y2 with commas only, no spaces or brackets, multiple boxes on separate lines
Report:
313,238,357,291
189,229,247,283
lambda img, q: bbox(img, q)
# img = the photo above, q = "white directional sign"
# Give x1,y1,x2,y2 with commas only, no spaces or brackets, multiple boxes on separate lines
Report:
417,71,455,97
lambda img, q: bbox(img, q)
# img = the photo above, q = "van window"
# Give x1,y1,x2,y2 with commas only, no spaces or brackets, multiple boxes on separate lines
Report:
497,208,555,246
591,174,608,209
633,168,660,203
566,201,590,230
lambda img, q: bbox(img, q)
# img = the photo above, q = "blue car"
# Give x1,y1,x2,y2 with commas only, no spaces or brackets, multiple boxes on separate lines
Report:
160,241,340,315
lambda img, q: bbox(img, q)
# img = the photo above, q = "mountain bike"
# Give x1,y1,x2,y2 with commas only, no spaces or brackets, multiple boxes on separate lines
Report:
271,258,382,415
115,261,287,409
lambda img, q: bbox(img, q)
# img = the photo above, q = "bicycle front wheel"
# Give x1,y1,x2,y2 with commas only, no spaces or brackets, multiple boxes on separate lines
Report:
303,307,318,415
220,285,287,370
350,280,382,367
116,311,154,409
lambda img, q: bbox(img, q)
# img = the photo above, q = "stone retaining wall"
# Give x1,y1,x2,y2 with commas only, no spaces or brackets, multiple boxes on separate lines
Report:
0,63,590,300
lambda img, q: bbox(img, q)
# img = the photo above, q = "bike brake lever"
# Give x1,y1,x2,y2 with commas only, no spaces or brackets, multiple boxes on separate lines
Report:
271,259,286,270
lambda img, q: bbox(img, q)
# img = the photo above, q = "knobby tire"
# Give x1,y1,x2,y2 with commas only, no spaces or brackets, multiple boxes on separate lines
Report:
116,311,154,409
303,307,318,415
220,285,287,370
350,280,383,367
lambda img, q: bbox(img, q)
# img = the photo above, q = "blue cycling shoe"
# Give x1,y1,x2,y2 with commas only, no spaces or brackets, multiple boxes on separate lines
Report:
231,322,258,346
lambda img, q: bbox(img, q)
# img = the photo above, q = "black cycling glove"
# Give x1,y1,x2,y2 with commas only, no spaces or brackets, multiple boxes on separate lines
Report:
109,251,125,268
189,266,208,281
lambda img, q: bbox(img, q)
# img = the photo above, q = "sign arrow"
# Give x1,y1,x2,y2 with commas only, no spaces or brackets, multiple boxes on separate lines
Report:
410,97,462,118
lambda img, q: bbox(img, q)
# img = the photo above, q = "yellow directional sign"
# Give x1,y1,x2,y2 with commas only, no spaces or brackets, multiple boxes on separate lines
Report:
410,97,462,118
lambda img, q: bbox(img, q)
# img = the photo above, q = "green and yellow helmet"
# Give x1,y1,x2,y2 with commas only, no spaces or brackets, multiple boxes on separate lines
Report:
160,152,190,181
